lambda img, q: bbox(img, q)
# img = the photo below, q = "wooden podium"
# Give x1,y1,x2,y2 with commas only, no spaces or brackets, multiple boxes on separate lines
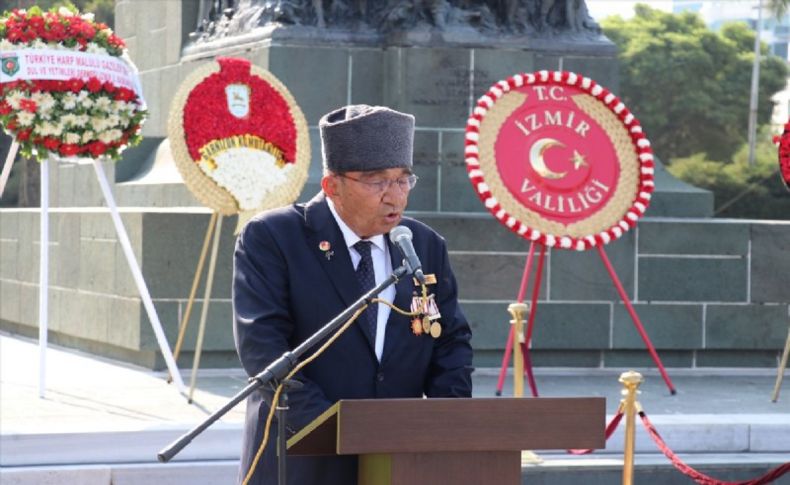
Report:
287,397,605,485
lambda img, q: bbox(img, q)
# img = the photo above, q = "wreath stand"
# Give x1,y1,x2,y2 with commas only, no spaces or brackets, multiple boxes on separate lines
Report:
169,211,224,403
496,241,677,397
771,324,790,402
1,146,186,396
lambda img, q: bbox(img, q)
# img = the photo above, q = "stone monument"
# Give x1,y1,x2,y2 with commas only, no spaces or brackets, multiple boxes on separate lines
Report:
1,0,787,372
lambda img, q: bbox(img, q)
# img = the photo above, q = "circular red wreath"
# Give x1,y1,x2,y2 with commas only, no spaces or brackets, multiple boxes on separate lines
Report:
182,58,296,165
465,70,655,251
778,122,790,190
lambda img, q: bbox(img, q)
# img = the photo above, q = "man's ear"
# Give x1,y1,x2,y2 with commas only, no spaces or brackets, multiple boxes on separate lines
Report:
321,175,336,197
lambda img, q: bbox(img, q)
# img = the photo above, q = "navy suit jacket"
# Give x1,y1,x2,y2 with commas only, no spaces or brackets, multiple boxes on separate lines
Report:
232,193,473,485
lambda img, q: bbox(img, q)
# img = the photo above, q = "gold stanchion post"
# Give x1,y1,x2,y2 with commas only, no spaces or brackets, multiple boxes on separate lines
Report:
508,302,542,465
619,370,643,485
508,302,529,398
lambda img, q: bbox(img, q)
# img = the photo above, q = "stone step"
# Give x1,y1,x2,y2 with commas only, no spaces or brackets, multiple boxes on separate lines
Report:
2,454,787,485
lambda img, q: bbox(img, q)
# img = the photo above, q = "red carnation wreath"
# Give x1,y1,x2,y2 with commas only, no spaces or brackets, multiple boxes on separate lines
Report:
168,57,310,224
778,122,790,191
0,5,146,161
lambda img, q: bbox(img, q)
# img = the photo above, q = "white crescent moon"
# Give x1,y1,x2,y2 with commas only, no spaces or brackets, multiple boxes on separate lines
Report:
529,138,567,180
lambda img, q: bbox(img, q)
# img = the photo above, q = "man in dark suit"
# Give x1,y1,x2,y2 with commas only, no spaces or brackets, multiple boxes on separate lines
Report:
233,104,474,485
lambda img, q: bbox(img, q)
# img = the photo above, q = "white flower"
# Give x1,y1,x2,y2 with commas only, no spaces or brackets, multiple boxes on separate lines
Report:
58,7,73,17
16,112,35,126
30,39,47,50
98,129,122,143
81,131,95,143
33,121,61,136
64,133,81,144
6,91,25,110
85,43,109,56
61,93,78,110
60,114,77,126
0,39,14,51
31,92,56,113
81,12,95,22
198,146,292,211
94,97,112,110
74,114,90,127
91,116,108,132
105,114,121,127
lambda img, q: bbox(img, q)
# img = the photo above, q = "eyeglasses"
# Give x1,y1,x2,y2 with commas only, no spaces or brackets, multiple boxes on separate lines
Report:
339,173,419,194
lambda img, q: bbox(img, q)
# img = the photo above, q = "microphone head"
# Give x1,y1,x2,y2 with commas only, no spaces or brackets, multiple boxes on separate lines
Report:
389,225,413,243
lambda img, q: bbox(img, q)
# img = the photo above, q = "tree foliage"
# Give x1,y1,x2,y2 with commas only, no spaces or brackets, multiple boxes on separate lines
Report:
668,127,790,218
0,0,113,26
601,4,787,162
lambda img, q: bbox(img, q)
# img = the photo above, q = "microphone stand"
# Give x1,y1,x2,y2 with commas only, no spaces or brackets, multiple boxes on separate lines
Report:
158,265,410,474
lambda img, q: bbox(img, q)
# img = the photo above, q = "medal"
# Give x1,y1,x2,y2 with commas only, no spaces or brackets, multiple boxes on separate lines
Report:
422,315,431,334
411,317,423,336
430,321,442,338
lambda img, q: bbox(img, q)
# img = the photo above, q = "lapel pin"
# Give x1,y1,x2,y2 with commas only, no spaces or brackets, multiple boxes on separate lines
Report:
319,241,334,260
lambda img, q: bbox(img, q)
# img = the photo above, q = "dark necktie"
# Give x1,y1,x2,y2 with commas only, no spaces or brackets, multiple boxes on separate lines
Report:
353,240,377,339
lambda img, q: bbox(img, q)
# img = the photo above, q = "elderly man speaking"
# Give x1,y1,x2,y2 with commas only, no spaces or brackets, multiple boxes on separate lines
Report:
232,104,474,485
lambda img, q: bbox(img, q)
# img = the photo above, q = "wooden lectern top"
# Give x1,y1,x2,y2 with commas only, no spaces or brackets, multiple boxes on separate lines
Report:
287,397,604,456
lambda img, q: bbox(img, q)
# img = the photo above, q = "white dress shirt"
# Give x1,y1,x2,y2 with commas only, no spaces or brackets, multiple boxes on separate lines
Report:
327,198,394,361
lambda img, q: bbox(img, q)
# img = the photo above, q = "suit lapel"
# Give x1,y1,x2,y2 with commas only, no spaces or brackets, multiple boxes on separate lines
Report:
304,193,377,349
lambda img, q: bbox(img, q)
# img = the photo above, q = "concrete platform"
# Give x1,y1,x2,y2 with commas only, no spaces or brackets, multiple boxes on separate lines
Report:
1,333,788,483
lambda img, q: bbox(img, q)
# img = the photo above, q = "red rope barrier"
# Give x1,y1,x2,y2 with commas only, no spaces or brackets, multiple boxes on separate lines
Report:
639,411,790,485
568,407,625,455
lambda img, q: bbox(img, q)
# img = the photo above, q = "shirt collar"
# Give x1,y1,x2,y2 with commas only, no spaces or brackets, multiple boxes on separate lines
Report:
326,196,386,252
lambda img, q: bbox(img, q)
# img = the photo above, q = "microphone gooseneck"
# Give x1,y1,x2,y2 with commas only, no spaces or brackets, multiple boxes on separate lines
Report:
389,225,426,284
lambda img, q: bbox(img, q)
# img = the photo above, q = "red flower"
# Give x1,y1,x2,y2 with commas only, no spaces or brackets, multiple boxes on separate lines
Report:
0,102,11,115
114,88,135,102
16,128,32,141
19,99,37,113
7,27,24,42
59,144,80,157
102,81,117,93
74,20,96,40
68,79,85,93
86,77,103,93
87,141,108,156
43,137,60,150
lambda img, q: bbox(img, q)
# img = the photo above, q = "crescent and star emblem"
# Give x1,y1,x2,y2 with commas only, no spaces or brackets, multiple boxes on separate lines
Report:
528,137,588,180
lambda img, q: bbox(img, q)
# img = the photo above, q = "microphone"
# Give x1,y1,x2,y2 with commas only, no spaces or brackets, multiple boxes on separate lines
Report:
389,226,426,284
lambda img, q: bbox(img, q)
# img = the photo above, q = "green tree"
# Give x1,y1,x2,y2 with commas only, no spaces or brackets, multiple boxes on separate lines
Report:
0,0,113,26
668,126,790,218
601,4,787,162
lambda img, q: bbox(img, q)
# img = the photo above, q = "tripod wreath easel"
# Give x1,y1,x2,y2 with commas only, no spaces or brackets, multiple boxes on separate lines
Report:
166,57,311,403
466,70,677,398
0,7,185,396
495,241,676,397
0,151,187,396
169,211,223,402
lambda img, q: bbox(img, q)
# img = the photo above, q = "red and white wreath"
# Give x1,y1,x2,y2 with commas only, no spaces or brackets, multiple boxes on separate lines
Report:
465,70,655,250
778,121,790,191
0,5,145,161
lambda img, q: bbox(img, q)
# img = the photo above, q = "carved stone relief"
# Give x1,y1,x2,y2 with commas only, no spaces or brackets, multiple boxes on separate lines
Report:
189,0,602,44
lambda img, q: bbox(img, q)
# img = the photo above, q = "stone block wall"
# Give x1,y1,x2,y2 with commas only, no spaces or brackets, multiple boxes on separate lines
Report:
2,206,788,369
